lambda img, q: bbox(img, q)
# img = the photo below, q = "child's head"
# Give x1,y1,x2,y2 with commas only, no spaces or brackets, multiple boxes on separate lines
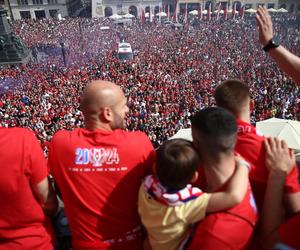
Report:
156,139,200,190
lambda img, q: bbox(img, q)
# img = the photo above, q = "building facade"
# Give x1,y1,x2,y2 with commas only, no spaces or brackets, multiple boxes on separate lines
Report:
2,0,80,19
92,0,163,18
92,0,299,18
278,0,300,13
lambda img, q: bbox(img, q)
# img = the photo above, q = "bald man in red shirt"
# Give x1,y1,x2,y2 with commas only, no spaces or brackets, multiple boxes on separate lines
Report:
49,80,155,250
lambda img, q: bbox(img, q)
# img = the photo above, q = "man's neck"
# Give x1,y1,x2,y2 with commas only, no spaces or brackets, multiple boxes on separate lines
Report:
203,153,236,192
84,120,113,131
237,111,250,124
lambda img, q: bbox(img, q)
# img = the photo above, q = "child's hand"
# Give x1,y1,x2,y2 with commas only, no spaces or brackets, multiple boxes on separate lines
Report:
264,137,295,175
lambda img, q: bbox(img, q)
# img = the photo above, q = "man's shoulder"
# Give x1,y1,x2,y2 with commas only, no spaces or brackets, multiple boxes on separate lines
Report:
237,131,264,147
114,130,152,146
118,130,149,140
52,129,74,140
235,132,265,167
50,129,80,147
1,127,37,140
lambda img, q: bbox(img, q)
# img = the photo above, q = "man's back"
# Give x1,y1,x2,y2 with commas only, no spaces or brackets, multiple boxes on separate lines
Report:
0,127,52,250
49,128,154,250
188,185,257,250
235,119,300,211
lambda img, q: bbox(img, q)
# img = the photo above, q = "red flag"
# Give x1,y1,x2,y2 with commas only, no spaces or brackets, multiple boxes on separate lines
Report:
140,8,145,24
173,4,177,22
216,3,221,20
224,3,228,20
198,4,202,20
232,2,237,19
159,5,162,23
240,5,245,19
207,3,211,21
184,3,188,23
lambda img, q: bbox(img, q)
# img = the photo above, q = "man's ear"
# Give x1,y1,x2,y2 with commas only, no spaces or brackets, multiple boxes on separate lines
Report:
101,107,113,122
249,99,255,112
191,171,198,183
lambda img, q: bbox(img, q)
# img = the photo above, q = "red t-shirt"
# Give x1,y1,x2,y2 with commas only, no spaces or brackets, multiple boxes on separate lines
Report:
235,119,300,212
188,181,257,250
48,128,155,250
0,128,52,250
279,212,300,249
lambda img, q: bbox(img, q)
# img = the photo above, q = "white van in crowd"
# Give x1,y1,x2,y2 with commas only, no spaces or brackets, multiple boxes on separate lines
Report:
118,42,133,61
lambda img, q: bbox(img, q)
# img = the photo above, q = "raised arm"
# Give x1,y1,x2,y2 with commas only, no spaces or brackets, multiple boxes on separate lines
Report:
261,137,295,249
206,157,249,213
256,6,300,84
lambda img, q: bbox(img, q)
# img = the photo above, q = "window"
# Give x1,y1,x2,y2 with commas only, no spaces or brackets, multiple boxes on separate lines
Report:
257,3,265,8
35,10,46,18
267,3,275,9
245,4,252,10
0,0,5,5
17,0,28,5
280,4,286,9
32,0,43,4
20,10,31,18
49,9,58,17
47,0,58,4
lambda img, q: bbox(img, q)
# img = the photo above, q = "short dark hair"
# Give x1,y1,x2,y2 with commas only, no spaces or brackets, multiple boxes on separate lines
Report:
214,79,250,116
191,107,237,157
156,139,200,190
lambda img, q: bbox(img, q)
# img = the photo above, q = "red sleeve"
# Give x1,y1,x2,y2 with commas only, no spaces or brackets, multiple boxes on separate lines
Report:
188,212,254,250
140,133,156,176
25,130,48,185
188,216,231,250
279,212,300,249
285,164,300,193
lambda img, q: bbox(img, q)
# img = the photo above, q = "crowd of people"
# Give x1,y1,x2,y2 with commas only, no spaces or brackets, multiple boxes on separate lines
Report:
1,6,300,250
0,13,298,148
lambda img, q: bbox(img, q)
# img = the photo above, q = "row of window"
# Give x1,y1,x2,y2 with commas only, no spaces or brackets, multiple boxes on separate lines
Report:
20,9,58,18
245,3,300,12
17,0,58,5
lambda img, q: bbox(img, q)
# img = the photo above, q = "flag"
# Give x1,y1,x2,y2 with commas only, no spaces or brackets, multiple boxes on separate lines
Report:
184,3,188,23
150,7,153,22
207,3,211,21
198,4,202,20
159,5,162,23
173,3,177,22
216,3,221,20
140,7,145,24
232,2,237,19
224,2,228,20
240,5,245,19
